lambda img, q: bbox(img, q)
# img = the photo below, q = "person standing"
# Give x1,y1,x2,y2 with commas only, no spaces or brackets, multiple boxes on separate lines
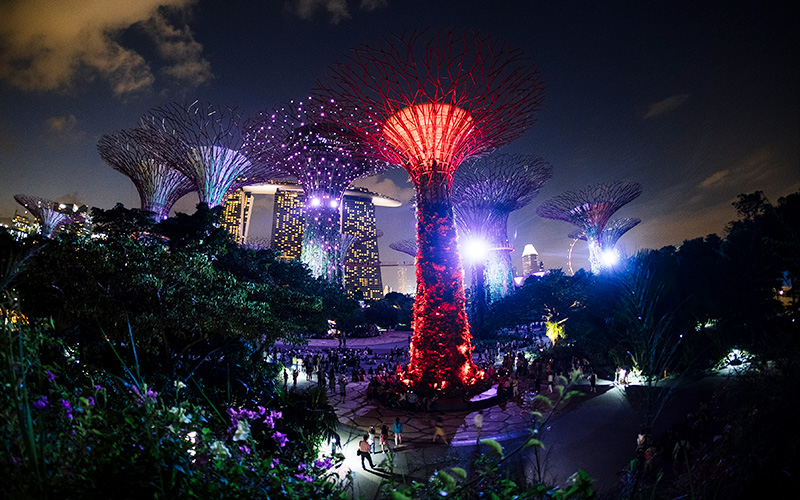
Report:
339,373,347,397
358,434,374,469
474,410,484,445
432,416,446,444
380,424,389,453
393,417,404,446
292,368,299,388
589,369,597,393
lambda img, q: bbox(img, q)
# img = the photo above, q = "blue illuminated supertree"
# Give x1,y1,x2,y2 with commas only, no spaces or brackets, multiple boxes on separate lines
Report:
538,181,642,272
138,101,280,207
242,98,386,284
13,194,83,238
97,128,195,220
453,154,552,302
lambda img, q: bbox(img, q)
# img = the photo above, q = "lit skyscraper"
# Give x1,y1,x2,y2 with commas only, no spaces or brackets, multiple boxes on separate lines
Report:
342,188,383,301
521,244,541,277
271,187,304,260
220,188,253,244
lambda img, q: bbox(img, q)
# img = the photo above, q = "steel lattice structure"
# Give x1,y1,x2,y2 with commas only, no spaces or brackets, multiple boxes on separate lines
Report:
453,154,552,302
137,101,280,207
568,217,641,247
242,98,386,284
14,194,82,237
314,30,544,394
389,239,419,258
97,128,195,220
538,181,642,272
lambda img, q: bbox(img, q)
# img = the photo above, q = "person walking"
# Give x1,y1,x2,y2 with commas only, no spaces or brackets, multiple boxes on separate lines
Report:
292,368,299,388
358,434,374,469
393,417,404,446
474,410,484,445
339,373,347,398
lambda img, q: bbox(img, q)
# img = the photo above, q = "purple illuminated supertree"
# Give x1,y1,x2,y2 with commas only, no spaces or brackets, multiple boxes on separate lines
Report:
453,154,552,302
137,101,280,207
315,30,544,393
13,194,83,238
538,181,643,272
242,98,386,284
97,128,195,220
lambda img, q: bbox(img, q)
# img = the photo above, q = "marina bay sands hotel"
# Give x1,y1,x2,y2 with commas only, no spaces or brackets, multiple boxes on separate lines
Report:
220,181,402,301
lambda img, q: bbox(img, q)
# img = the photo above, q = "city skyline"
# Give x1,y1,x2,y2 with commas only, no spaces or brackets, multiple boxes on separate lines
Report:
1,1,798,291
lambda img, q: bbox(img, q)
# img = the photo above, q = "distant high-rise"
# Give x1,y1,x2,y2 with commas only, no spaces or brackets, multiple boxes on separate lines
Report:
342,188,383,301
220,188,253,244
521,244,540,277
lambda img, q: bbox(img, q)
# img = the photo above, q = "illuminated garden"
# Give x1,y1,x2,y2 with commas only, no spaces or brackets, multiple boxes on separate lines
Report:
2,27,799,500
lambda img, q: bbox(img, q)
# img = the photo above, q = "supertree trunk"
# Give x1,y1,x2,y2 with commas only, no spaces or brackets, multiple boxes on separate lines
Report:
406,171,479,393
301,189,345,285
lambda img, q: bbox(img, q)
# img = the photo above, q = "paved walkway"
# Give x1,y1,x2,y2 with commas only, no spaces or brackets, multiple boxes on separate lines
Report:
278,332,720,498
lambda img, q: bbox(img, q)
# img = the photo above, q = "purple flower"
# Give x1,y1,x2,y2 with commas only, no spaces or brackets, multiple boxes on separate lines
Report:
314,457,333,470
239,444,251,455
32,396,48,409
257,406,266,415
95,385,102,391
263,415,274,429
87,396,95,406
270,410,282,420
272,431,289,448
294,473,314,482
271,458,280,469
46,370,56,381
61,399,71,411
297,463,307,471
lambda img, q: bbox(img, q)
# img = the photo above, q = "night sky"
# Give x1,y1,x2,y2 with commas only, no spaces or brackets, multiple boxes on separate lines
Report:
1,0,797,290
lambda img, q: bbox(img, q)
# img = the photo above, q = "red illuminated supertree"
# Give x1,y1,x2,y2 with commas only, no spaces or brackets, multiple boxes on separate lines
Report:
137,102,281,207
242,98,386,284
537,181,643,272
97,128,195,221
13,194,83,238
453,154,552,302
315,30,544,394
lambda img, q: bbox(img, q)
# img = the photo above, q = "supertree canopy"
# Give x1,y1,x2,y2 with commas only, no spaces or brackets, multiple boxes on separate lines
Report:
315,30,544,394
568,217,641,248
97,128,195,220
138,101,280,207
453,154,552,302
14,194,83,237
390,239,419,258
538,181,643,272
242,99,386,284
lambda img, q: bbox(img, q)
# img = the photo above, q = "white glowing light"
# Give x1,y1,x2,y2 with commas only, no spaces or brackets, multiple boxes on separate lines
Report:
310,197,321,207
462,239,489,262
600,248,620,267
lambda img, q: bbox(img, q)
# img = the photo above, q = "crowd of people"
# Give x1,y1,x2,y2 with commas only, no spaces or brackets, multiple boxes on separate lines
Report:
267,334,601,413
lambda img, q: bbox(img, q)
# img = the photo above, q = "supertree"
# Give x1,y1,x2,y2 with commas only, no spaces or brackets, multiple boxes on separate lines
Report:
242,99,386,284
568,217,641,248
97,128,195,221
453,154,552,303
314,30,544,394
568,217,641,271
137,101,280,207
13,194,83,237
389,239,418,258
537,181,643,272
